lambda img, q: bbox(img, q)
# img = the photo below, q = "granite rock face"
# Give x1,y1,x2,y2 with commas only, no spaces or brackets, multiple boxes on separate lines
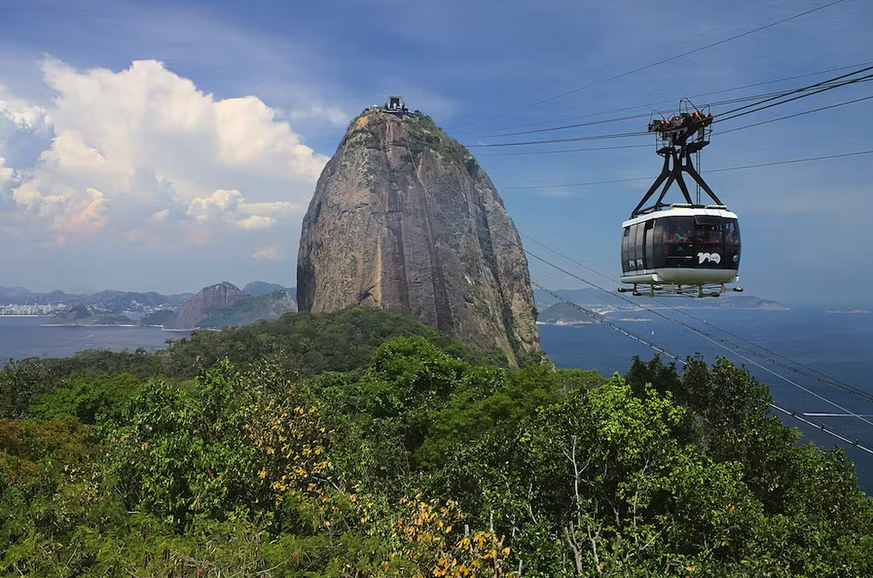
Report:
297,109,539,364
165,282,247,329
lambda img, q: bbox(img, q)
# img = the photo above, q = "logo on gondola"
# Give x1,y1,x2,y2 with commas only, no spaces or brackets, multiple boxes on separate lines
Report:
697,252,721,264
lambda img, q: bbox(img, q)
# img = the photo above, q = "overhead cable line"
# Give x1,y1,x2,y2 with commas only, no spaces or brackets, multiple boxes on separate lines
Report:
527,0,854,107
519,245,873,430
712,67,873,123
522,233,873,406
533,282,682,363
467,131,649,149
718,94,873,135
499,226,873,420
500,149,873,189
475,76,873,140
476,113,652,139
469,72,873,149
463,61,873,137
532,281,873,455
477,144,651,157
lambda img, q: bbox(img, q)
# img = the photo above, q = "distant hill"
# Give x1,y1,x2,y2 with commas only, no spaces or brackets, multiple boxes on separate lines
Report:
140,309,177,327
0,285,192,311
45,305,135,326
0,286,82,305
678,294,788,310
164,282,247,329
537,302,591,324
200,290,298,328
242,281,287,297
159,283,298,329
84,290,191,311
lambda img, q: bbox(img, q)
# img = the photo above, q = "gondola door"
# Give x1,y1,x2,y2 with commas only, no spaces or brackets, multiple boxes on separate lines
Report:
644,219,655,271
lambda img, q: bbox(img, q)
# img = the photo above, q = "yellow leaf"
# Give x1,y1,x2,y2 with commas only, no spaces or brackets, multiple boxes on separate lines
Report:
258,469,266,479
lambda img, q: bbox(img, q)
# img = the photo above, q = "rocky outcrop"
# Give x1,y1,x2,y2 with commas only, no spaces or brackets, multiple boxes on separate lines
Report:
297,108,539,364
164,282,247,329
158,284,297,329
199,290,297,328
242,281,287,297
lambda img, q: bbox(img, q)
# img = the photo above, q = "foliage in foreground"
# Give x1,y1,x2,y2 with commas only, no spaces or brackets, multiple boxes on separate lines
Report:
0,307,507,420
1,320,872,576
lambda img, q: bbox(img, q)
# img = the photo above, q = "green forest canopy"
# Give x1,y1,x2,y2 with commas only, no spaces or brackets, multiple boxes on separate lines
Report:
1,307,871,577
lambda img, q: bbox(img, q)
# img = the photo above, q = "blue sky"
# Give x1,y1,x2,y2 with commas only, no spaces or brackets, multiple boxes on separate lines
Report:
0,0,870,306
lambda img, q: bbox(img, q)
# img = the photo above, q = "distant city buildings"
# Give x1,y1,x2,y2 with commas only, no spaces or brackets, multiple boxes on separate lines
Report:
0,304,65,315
0,303,177,317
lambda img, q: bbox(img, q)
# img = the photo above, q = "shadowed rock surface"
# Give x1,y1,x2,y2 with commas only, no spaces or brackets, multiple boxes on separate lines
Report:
242,281,287,297
164,282,247,329
157,283,297,329
297,108,539,364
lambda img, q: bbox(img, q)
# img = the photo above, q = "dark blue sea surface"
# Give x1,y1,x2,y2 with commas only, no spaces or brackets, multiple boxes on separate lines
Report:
0,316,187,362
539,308,873,493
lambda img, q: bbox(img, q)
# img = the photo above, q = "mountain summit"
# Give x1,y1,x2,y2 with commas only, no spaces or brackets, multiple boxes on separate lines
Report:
297,104,539,364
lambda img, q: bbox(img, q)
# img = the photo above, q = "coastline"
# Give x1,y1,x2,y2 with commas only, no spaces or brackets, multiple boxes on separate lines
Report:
0,314,43,317
40,323,141,327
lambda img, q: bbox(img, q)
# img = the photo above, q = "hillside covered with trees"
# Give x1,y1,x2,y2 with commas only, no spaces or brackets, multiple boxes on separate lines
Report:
1,308,871,577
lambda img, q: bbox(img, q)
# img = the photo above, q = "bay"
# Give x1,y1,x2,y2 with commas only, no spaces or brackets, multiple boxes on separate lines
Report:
0,316,187,361
540,308,873,493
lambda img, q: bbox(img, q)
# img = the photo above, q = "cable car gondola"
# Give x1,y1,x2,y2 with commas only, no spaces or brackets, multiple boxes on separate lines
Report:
619,101,743,298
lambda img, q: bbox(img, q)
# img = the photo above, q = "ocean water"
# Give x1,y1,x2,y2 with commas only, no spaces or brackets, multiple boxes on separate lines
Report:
1,311,872,491
0,316,187,361
539,308,873,492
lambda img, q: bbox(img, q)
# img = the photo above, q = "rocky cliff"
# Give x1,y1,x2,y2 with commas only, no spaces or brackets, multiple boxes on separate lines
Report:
297,108,539,364
164,282,247,329
158,283,297,329
199,290,298,328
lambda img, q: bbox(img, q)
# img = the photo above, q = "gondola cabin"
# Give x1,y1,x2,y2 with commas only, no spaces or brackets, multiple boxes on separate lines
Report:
620,101,744,297
620,204,741,289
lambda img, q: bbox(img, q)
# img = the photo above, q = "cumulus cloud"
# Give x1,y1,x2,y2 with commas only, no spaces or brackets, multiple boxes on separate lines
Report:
185,188,288,230
252,246,280,260
0,58,329,247
0,157,12,185
186,189,243,223
237,215,277,230
289,104,348,126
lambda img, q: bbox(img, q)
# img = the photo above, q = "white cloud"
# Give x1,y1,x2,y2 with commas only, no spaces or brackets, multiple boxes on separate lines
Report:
0,157,12,185
237,215,277,230
1,58,329,246
185,188,290,230
289,104,348,126
0,95,50,132
252,246,280,260
54,187,107,235
186,189,243,223
237,201,299,216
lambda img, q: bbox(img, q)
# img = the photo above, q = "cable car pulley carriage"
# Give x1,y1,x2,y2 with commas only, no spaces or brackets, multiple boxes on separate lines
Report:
619,99,743,298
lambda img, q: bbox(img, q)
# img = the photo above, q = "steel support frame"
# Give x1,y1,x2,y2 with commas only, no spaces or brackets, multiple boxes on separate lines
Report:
631,145,723,218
